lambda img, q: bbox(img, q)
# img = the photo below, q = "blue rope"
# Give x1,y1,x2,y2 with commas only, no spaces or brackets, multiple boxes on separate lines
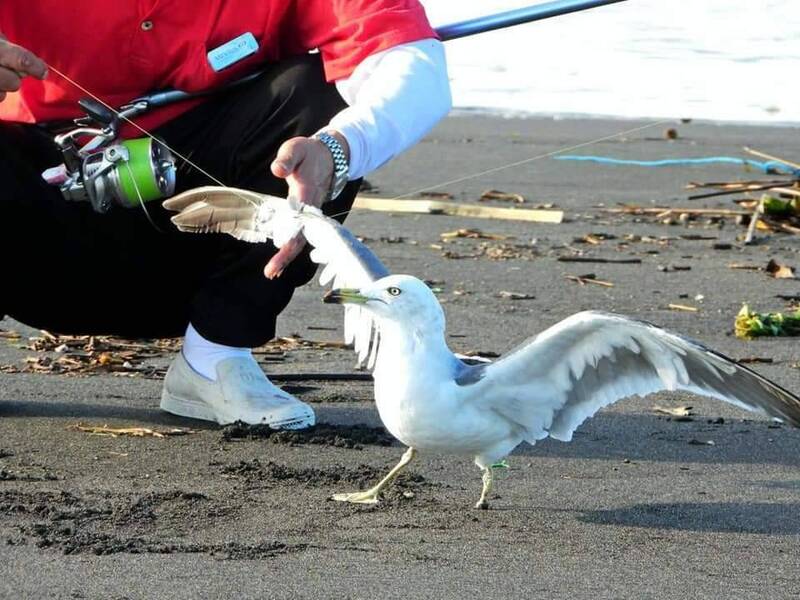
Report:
554,155,800,176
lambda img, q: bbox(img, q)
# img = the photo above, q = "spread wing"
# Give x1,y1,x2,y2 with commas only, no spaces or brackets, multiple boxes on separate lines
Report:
164,186,390,366
464,311,800,443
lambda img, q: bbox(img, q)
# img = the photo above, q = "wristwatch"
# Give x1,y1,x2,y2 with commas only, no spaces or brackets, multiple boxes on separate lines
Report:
313,131,349,202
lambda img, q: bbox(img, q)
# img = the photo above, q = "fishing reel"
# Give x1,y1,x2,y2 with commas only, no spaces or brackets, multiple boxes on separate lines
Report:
42,98,176,213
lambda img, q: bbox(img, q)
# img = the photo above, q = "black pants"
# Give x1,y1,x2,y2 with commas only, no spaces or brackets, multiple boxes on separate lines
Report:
0,55,359,347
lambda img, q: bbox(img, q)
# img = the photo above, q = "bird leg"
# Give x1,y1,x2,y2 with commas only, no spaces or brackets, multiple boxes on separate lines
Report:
474,466,494,510
332,447,417,504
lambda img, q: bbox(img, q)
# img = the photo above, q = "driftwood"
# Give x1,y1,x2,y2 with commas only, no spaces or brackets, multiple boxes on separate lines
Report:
743,147,800,171
603,206,750,217
353,196,564,223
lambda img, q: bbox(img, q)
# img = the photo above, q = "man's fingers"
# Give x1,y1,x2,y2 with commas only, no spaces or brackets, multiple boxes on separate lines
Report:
0,40,47,80
0,67,21,93
270,138,307,178
264,234,307,279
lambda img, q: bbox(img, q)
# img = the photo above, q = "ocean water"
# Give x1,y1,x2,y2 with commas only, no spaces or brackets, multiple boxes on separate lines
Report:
420,0,800,124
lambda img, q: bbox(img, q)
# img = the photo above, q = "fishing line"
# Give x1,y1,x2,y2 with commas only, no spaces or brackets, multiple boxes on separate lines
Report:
123,159,164,233
48,65,672,227
326,118,674,221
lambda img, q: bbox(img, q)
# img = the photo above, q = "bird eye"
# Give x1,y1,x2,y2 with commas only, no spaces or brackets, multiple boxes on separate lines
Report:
387,286,402,296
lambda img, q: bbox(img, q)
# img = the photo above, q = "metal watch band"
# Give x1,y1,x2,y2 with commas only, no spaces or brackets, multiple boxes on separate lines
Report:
313,132,349,202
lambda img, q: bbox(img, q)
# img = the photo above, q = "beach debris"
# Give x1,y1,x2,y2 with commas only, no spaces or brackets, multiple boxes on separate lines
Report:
668,303,699,313
479,189,525,204
735,304,800,339
688,439,715,446
440,241,537,261
727,259,797,278
441,249,482,260
744,147,800,173
765,259,796,279
653,405,693,420
0,330,356,378
268,335,349,351
684,149,800,239
69,424,198,438
557,256,641,264
736,357,774,365
353,196,564,223
440,228,511,241
574,233,617,245
605,206,751,218
0,333,178,378
743,196,765,245
565,274,614,288
496,291,535,300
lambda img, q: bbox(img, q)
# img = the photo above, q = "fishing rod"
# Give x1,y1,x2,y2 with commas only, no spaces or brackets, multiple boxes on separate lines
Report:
436,0,626,41
45,0,627,213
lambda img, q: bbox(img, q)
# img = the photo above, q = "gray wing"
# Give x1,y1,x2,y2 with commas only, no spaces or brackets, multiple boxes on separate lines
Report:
465,311,800,443
164,186,389,365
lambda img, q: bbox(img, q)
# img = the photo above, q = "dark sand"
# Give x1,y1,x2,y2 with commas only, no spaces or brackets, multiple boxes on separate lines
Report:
2,116,800,599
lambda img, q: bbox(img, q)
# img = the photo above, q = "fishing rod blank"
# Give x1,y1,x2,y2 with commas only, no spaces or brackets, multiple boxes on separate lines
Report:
436,0,628,41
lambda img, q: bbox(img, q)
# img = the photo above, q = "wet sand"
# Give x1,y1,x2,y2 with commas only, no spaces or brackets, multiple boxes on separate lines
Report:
2,115,800,599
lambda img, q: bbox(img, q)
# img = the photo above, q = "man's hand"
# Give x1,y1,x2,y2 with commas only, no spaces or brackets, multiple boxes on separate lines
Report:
0,33,48,103
264,132,349,279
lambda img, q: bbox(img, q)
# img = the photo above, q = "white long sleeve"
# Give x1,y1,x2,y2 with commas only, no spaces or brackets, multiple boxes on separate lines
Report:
328,38,451,180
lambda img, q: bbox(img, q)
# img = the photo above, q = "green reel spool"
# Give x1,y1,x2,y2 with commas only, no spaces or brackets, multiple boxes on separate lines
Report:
115,138,176,208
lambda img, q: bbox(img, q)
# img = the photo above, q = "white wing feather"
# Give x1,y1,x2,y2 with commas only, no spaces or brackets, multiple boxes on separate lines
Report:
465,311,800,443
165,186,389,365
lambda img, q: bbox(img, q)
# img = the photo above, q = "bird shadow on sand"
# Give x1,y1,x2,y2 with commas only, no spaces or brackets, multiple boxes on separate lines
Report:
509,412,800,467
579,501,800,535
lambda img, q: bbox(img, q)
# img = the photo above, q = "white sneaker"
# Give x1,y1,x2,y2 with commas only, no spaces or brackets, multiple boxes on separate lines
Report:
160,353,315,429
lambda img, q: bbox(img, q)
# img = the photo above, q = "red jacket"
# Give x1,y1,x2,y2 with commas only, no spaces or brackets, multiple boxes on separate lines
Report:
0,0,435,130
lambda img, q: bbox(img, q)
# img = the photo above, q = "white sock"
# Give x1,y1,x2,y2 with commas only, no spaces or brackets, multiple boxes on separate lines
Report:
182,323,253,381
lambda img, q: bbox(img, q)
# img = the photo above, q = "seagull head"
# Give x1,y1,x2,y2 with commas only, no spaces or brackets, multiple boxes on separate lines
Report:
323,275,445,331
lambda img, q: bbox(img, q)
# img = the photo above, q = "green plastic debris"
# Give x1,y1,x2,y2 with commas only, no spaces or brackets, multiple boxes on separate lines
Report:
761,195,799,217
735,304,800,339
491,459,510,470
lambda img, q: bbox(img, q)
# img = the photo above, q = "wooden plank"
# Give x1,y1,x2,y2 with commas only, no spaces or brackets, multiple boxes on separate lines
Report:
353,196,564,223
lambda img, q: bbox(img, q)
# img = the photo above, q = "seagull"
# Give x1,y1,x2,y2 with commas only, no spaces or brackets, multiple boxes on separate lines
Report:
165,187,800,509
